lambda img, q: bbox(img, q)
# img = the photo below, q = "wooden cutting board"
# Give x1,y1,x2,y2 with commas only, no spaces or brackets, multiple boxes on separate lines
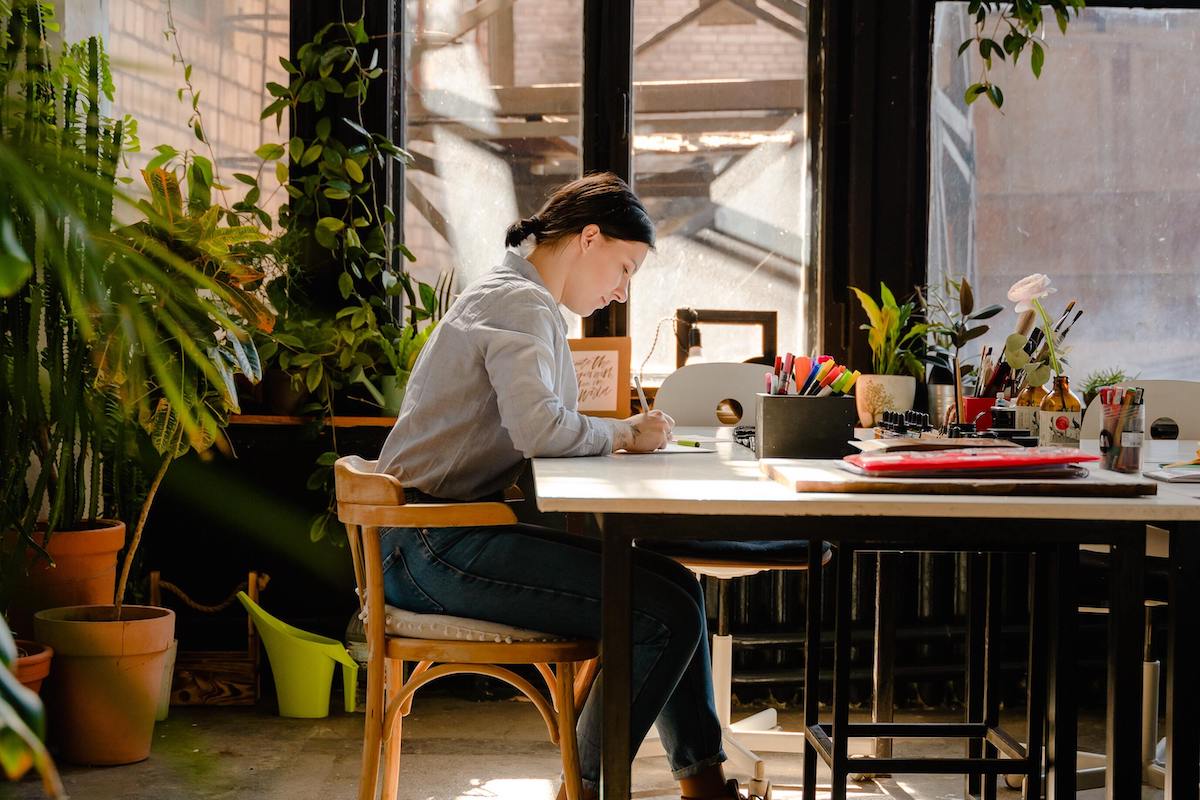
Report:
761,459,1158,497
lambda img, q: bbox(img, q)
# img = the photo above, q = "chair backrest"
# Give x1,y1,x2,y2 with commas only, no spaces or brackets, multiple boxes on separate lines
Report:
1080,379,1200,439
652,362,766,426
334,456,405,506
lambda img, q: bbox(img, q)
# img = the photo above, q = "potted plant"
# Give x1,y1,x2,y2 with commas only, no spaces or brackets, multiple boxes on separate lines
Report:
850,283,928,426
919,276,1003,427
2,616,64,798
244,15,447,543
12,640,52,695
0,22,136,632
31,161,270,765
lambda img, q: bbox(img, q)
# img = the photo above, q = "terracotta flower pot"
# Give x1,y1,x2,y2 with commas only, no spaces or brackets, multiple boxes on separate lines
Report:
6,520,125,635
33,605,175,765
13,639,53,694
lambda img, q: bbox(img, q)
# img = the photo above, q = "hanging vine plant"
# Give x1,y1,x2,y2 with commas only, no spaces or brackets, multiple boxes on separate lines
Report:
958,0,1086,109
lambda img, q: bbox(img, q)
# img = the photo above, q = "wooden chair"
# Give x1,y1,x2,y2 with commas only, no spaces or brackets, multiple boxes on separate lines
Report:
334,456,599,800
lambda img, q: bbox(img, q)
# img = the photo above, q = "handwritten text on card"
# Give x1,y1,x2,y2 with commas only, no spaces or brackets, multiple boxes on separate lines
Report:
573,351,618,412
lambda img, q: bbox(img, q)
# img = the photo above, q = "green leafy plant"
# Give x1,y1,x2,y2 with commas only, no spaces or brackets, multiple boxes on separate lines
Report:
1080,366,1132,407
0,615,63,797
919,276,1003,422
957,0,1086,110
850,282,927,378
0,2,263,609
103,165,272,615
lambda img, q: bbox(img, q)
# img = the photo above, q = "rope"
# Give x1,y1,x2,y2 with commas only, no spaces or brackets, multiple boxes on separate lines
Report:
157,573,270,614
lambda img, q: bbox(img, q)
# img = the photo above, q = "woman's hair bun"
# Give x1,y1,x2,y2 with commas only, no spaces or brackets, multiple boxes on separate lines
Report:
504,215,543,247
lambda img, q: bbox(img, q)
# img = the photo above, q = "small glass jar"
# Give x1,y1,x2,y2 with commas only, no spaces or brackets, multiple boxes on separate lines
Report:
1099,394,1145,473
1015,383,1048,439
1037,375,1082,447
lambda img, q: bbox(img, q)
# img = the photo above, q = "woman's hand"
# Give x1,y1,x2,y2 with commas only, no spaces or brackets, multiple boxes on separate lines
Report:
613,410,674,453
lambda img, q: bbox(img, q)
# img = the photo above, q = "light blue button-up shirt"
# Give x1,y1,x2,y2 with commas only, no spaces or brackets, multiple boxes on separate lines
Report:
376,251,616,500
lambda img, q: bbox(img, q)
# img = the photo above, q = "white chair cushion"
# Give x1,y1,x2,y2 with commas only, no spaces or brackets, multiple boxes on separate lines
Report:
361,605,564,643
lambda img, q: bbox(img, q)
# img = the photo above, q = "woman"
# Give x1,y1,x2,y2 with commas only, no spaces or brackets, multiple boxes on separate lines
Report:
376,173,752,800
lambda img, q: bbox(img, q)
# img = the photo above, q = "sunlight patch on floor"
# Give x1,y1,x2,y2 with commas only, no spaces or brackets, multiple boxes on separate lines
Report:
452,777,555,799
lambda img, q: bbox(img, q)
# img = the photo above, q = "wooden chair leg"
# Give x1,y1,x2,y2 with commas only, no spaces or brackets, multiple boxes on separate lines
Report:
573,656,599,711
359,661,384,800
380,659,405,800
557,662,583,800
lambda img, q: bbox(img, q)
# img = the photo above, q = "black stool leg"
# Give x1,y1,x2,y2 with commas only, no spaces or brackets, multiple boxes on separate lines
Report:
966,552,987,799
873,552,897,763
1047,542,1078,800
831,543,854,800
802,539,825,800
982,553,1003,800
1024,551,1050,800
1168,523,1200,800
1108,524,1146,800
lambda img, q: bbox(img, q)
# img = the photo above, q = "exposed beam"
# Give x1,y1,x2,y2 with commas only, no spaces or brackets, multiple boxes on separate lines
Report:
447,0,518,43
410,78,805,123
635,0,721,55
404,179,451,242
761,0,807,25
728,0,805,39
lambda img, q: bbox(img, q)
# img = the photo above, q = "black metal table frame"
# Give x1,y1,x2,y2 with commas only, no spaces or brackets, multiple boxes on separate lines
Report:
590,513,1200,800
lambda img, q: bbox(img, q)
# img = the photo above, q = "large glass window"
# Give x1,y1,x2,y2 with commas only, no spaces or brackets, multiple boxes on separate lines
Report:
402,0,583,330
631,1,812,380
930,4,1200,380
104,1,290,199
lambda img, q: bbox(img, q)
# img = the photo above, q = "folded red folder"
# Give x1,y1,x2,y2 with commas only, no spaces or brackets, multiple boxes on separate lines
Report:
843,447,1099,476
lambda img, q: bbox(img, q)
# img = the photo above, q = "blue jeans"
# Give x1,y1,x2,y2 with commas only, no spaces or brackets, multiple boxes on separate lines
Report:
379,524,726,790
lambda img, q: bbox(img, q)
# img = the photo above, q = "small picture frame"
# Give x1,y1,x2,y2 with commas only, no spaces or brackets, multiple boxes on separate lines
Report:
567,337,631,418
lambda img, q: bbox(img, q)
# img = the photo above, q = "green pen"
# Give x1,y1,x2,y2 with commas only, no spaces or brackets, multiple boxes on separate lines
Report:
675,439,702,447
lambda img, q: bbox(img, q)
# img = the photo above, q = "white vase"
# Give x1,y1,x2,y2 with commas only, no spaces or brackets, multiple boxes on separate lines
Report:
855,374,917,427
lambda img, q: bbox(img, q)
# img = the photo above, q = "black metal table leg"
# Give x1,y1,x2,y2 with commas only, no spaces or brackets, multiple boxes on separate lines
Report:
803,535,824,800
1167,522,1200,800
965,552,987,799
873,552,897,763
1047,542,1079,800
598,513,633,800
982,553,1003,800
1024,551,1050,800
1108,523,1147,800
831,543,854,800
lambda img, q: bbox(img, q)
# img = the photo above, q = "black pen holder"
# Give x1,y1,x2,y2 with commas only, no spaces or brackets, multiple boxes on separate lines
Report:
755,393,858,459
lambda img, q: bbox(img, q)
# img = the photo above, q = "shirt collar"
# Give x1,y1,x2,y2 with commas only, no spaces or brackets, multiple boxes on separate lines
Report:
501,250,568,335
501,250,548,289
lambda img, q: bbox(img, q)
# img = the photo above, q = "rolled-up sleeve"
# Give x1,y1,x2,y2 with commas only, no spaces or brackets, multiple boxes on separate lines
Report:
473,289,614,458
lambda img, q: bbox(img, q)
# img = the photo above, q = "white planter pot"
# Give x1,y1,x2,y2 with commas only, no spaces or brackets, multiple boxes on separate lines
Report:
855,374,917,427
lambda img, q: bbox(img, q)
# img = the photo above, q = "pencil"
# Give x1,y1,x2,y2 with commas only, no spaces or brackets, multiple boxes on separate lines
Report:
633,375,649,415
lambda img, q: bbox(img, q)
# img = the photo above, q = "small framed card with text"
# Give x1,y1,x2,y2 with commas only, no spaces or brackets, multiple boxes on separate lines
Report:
567,337,631,418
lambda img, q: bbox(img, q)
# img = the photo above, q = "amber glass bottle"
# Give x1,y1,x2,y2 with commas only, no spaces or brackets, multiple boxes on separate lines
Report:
1037,375,1082,446
1015,383,1048,439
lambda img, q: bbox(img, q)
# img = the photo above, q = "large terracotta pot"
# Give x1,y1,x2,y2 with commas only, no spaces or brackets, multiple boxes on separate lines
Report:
854,374,917,427
14,639,53,694
6,520,125,634
33,605,175,765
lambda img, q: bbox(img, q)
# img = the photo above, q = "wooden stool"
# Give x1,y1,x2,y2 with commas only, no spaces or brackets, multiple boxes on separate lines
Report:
334,456,599,800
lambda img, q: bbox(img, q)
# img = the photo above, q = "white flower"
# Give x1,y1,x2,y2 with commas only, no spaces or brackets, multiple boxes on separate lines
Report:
1007,273,1057,313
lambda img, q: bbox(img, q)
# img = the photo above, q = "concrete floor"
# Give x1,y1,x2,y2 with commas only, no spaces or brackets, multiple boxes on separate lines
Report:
11,697,1164,800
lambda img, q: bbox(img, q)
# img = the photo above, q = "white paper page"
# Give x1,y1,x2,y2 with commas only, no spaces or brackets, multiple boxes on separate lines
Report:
615,442,717,455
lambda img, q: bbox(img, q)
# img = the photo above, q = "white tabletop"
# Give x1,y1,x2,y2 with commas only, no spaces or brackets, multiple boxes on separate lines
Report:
531,429,1200,522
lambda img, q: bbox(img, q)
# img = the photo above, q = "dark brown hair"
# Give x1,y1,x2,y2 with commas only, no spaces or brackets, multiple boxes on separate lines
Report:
504,172,655,249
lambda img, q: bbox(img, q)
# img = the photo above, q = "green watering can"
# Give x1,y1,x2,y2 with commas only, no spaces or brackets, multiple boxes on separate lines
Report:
237,591,358,718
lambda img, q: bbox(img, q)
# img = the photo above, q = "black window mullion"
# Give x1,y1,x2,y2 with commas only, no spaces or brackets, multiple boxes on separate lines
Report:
581,0,633,338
